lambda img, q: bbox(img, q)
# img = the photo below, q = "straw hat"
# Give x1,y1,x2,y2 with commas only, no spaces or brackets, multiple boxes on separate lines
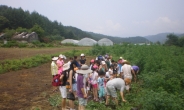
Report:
123,60,130,64
119,57,123,59
76,65,92,74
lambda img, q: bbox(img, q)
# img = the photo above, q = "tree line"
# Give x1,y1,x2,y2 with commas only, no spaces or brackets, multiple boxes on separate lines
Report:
0,5,152,44
0,5,94,42
165,34,184,47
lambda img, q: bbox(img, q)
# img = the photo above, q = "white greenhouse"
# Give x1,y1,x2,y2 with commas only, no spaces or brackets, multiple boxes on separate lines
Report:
61,39,79,44
78,38,97,46
98,38,113,46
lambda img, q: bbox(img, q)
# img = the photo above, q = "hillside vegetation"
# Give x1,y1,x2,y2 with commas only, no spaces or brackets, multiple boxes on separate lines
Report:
0,5,149,44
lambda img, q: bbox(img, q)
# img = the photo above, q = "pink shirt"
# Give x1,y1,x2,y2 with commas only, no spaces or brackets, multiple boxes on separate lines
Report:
56,59,64,75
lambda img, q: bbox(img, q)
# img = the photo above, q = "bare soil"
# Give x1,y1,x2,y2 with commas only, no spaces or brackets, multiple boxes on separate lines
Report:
0,47,92,110
0,47,90,61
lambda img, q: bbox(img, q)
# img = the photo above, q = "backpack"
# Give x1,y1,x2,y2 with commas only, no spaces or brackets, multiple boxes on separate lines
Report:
52,74,62,86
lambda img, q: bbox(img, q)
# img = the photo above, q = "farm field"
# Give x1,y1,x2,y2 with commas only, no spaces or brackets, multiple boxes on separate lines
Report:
0,45,184,110
0,47,90,61
0,47,92,110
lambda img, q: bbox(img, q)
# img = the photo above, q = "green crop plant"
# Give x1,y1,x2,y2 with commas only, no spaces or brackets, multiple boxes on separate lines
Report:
86,44,184,110
48,94,61,107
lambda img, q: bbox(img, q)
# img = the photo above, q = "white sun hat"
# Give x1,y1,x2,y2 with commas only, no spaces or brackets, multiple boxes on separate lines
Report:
52,57,58,61
76,65,92,74
81,53,85,56
59,54,64,58
101,61,106,65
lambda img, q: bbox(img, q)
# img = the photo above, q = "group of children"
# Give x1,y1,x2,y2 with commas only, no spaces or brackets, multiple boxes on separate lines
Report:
51,53,139,110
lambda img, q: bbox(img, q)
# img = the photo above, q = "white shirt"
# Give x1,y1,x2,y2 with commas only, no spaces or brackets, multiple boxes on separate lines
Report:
106,78,125,92
121,64,133,79
91,71,98,84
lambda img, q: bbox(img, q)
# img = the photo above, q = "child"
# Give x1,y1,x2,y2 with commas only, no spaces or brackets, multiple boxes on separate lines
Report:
109,65,114,80
91,65,99,101
98,70,106,102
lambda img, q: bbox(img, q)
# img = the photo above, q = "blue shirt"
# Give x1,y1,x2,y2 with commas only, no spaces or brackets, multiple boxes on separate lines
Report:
98,77,105,87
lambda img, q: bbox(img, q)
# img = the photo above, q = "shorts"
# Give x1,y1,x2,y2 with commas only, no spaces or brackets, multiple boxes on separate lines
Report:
92,84,98,89
124,78,132,85
78,97,87,106
59,86,67,98
98,87,105,97
72,83,77,92
106,85,117,97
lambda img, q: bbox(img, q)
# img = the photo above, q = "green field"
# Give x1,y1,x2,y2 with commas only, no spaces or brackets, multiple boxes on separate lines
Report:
86,44,184,110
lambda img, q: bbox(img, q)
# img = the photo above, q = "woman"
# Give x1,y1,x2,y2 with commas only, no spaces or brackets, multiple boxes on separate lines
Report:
91,65,99,101
57,54,65,75
121,60,136,93
79,53,86,66
99,61,108,73
51,56,58,92
68,56,78,110
59,64,70,110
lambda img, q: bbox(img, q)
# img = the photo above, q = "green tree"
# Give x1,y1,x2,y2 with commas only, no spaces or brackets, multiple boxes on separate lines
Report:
3,28,16,40
178,36,184,47
0,16,9,31
165,34,179,46
30,24,44,42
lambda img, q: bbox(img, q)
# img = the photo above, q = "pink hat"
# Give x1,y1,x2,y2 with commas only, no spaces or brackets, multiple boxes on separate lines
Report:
90,59,95,63
93,65,98,69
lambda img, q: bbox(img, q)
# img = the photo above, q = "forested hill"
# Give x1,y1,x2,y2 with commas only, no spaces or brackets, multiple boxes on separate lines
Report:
87,32,149,44
0,5,148,43
64,26,94,40
65,27,149,44
144,33,184,43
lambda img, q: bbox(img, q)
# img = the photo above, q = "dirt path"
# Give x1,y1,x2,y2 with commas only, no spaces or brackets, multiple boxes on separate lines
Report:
0,47,94,110
0,62,54,110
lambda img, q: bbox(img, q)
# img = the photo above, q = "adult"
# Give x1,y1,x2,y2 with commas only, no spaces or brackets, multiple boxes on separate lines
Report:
68,56,78,109
76,65,92,110
106,78,126,106
132,65,139,82
57,54,65,75
59,63,70,110
105,57,111,69
79,53,86,66
121,60,136,92
67,57,73,66
111,60,118,78
99,61,108,73
51,56,58,92
51,56,58,77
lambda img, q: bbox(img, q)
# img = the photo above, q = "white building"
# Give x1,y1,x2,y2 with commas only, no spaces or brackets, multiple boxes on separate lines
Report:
98,38,113,46
61,39,79,45
78,38,97,46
